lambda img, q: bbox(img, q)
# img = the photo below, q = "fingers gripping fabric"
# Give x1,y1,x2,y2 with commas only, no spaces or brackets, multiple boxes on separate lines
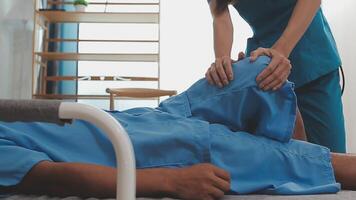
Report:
0,100,71,125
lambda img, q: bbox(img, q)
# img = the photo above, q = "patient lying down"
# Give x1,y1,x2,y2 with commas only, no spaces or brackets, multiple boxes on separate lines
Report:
1,56,356,200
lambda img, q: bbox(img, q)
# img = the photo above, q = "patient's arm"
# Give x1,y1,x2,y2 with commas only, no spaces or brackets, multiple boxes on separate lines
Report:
292,108,307,141
13,161,230,200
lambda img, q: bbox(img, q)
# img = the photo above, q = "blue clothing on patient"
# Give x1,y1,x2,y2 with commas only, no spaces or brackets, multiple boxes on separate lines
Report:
160,56,297,142
0,56,340,195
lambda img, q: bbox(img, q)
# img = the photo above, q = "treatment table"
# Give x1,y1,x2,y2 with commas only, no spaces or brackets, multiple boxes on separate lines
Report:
3,191,356,200
1,100,356,200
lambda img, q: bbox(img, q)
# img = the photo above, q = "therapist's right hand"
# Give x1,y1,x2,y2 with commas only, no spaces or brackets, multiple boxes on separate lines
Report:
205,52,245,87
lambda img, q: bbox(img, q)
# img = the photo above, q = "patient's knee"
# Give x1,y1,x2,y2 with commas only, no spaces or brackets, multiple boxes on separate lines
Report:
227,56,271,89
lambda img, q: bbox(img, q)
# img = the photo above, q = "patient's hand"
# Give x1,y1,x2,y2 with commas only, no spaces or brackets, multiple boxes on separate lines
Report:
169,163,231,200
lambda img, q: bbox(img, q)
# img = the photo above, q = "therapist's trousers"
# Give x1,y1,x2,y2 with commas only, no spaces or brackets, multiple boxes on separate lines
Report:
295,70,346,153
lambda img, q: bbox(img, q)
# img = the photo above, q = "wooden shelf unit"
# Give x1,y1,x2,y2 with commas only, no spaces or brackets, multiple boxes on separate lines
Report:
32,0,162,103
46,38,159,43
37,11,159,24
35,52,159,62
47,1,160,6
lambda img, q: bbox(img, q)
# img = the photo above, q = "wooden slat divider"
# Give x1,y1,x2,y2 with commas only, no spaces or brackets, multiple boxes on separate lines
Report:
45,76,159,81
35,52,159,62
37,11,159,24
47,1,159,6
46,38,159,43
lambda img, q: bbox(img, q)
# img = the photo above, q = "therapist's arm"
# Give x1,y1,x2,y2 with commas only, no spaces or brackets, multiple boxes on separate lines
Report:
13,161,230,200
205,0,234,88
250,0,322,91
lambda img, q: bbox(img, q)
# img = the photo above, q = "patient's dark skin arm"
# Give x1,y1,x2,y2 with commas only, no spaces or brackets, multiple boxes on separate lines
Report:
13,161,230,200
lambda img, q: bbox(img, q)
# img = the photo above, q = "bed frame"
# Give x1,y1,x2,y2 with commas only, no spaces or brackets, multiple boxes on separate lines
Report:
0,100,136,200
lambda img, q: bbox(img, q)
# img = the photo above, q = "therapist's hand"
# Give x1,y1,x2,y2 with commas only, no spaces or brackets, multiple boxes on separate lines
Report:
205,52,245,87
250,47,292,91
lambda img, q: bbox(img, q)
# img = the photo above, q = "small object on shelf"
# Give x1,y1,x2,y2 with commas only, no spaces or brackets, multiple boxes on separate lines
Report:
74,0,89,12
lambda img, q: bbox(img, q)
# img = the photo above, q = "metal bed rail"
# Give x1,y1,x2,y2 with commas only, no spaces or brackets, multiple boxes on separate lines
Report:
0,100,136,200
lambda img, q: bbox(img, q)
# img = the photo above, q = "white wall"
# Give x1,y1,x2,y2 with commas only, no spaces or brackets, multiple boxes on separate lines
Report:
0,0,33,99
160,0,252,93
322,1,356,153
78,0,252,109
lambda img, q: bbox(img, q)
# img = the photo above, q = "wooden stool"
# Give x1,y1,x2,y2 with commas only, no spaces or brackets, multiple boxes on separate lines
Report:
106,88,177,111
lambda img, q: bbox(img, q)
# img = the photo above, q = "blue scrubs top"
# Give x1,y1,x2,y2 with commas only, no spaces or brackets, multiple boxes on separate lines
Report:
208,0,341,88
0,57,340,195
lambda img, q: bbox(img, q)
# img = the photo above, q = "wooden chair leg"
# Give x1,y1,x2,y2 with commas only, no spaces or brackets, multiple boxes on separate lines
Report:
110,93,115,111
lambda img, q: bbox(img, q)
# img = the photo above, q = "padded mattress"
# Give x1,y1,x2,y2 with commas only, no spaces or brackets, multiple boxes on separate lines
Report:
3,191,356,200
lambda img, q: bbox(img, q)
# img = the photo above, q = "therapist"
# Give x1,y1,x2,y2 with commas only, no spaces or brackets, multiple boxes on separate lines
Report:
205,0,346,152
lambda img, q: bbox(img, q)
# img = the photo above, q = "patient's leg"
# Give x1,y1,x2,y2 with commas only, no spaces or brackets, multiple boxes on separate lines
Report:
293,112,355,189
332,153,356,190
12,161,230,200
292,108,307,141
287,109,356,189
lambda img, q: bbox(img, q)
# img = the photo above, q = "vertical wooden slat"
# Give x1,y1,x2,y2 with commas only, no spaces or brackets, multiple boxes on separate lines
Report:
41,20,50,95
110,93,115,111
157,0,161,104
32,0,39,99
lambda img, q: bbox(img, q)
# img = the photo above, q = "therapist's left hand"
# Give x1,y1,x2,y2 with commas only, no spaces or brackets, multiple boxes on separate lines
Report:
250,47,292,91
